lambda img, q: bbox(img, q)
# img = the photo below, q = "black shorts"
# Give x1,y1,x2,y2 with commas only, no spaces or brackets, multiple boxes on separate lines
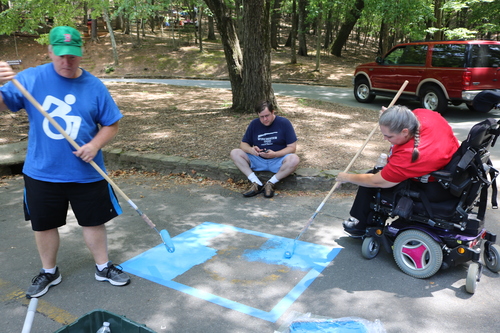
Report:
23,175,122,231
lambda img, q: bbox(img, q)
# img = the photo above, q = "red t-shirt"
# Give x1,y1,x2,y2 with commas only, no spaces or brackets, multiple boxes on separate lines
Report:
381,108,459,183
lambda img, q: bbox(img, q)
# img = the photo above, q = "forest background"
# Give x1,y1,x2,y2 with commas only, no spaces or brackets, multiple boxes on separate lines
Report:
1,0,500,112
1,0,500,173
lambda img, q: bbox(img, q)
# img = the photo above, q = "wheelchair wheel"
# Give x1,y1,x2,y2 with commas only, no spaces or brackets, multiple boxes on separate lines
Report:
361,236,380,259
393,229,443,279
483,243,500,272
466,262,480,294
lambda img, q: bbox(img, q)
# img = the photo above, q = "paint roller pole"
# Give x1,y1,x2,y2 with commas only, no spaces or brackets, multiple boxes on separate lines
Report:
284,80,409,259
11,79,175,253
21,297,38,333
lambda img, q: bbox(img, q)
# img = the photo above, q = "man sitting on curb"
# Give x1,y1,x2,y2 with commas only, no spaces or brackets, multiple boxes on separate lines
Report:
230,101,300,198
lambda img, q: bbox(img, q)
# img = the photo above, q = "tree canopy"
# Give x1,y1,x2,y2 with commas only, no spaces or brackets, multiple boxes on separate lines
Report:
1,0,500,111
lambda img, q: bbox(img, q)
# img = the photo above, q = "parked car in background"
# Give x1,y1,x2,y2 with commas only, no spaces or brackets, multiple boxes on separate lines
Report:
353,40,500,113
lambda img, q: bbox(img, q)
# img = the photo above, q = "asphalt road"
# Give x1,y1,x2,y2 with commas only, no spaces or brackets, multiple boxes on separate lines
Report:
2,81,500,333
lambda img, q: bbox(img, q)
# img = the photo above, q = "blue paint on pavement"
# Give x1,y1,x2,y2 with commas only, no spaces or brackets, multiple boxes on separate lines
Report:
289,319,370,332
243,237,336,271
120,222,341,322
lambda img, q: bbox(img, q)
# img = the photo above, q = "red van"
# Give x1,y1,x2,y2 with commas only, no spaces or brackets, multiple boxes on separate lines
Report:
353,40,500,113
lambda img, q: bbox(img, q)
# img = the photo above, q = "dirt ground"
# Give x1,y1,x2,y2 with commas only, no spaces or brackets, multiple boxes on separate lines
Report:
0,31,388,172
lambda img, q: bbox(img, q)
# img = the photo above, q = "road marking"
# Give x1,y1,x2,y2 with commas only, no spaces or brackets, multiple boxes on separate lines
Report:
0,278,78,325
121,222,340,322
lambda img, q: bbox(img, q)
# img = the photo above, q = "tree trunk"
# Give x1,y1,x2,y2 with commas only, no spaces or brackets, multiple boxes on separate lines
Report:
235,0,244,42
198,6,203,52
284,30,292,47
204,0,244,110
297,0,307,56
378,21,390,55
135,19,141,45
102,6,119,66
91,18,98,42
83,4,88,26
237,0,275,111
207,15,216,40
114,11,121,31
290,0,297,64
270,0,282,50
330,0,364,57
123,15,130,35
204,0,275,112
323,9,333,50
314,7,322,71
434,0,444,40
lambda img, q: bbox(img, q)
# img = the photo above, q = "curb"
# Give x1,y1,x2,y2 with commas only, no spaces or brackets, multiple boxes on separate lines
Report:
0,142,359,191
102,148,359,192
0,141,27,176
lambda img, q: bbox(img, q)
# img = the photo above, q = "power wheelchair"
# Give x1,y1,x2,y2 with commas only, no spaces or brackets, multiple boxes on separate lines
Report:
359,118,500,294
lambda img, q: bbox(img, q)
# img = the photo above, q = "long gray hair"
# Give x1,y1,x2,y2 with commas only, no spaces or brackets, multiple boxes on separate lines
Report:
379,105,421,162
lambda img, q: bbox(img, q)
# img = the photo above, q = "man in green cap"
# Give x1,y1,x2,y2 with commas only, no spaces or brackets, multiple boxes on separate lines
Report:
0,26,131,298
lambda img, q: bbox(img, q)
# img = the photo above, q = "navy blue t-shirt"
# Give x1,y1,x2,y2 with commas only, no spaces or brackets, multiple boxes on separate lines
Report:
241,115,297,151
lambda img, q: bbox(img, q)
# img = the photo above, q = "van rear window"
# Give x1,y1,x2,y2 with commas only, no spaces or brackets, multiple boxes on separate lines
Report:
431,44,466,68
469,44,500,67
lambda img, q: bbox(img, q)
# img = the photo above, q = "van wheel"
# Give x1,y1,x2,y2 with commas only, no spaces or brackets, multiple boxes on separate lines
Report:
420,86,448,114
354,78,375,103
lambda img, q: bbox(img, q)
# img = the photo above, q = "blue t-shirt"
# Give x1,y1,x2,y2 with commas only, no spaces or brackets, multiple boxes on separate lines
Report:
242,115,297,151
0,63,123,183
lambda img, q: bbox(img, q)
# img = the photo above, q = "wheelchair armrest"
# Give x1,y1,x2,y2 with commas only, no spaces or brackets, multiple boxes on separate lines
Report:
430,170,453,182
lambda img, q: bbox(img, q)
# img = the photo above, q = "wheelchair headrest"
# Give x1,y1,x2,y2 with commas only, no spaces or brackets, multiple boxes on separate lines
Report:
463,118,499,150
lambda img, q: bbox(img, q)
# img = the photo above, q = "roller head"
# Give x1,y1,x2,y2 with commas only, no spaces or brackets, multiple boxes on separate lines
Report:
284,240,297,259
160,229,175,253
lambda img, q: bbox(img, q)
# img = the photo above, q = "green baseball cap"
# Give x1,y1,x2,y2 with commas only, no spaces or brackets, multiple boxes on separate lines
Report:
49,26,83,57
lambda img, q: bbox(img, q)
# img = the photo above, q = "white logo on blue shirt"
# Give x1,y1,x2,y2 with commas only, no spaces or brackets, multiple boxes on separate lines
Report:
42,94,82,140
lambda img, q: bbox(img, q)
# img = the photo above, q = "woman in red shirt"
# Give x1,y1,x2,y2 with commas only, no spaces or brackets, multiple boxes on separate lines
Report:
337,105,459,236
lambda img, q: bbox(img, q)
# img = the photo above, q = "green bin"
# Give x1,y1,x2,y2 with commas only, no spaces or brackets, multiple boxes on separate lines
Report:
54,309,156,333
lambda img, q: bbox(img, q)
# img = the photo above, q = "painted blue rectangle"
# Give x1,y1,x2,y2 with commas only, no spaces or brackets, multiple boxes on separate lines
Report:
120,222,341,323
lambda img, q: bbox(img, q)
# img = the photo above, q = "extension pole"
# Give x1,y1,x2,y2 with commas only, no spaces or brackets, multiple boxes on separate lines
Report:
11,79,175,252
21,298,38,333
284,80,409,259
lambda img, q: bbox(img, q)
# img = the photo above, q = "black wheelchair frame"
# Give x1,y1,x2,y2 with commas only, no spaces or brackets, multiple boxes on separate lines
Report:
358,118,500,294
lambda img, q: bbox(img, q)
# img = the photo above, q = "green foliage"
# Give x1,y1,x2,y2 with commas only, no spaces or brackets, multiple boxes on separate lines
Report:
34,34,50,46
362,0,435,40
1,0,500,52
444,28,478,40
113,0,171,22
0,0,82,36
467,0,500,37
